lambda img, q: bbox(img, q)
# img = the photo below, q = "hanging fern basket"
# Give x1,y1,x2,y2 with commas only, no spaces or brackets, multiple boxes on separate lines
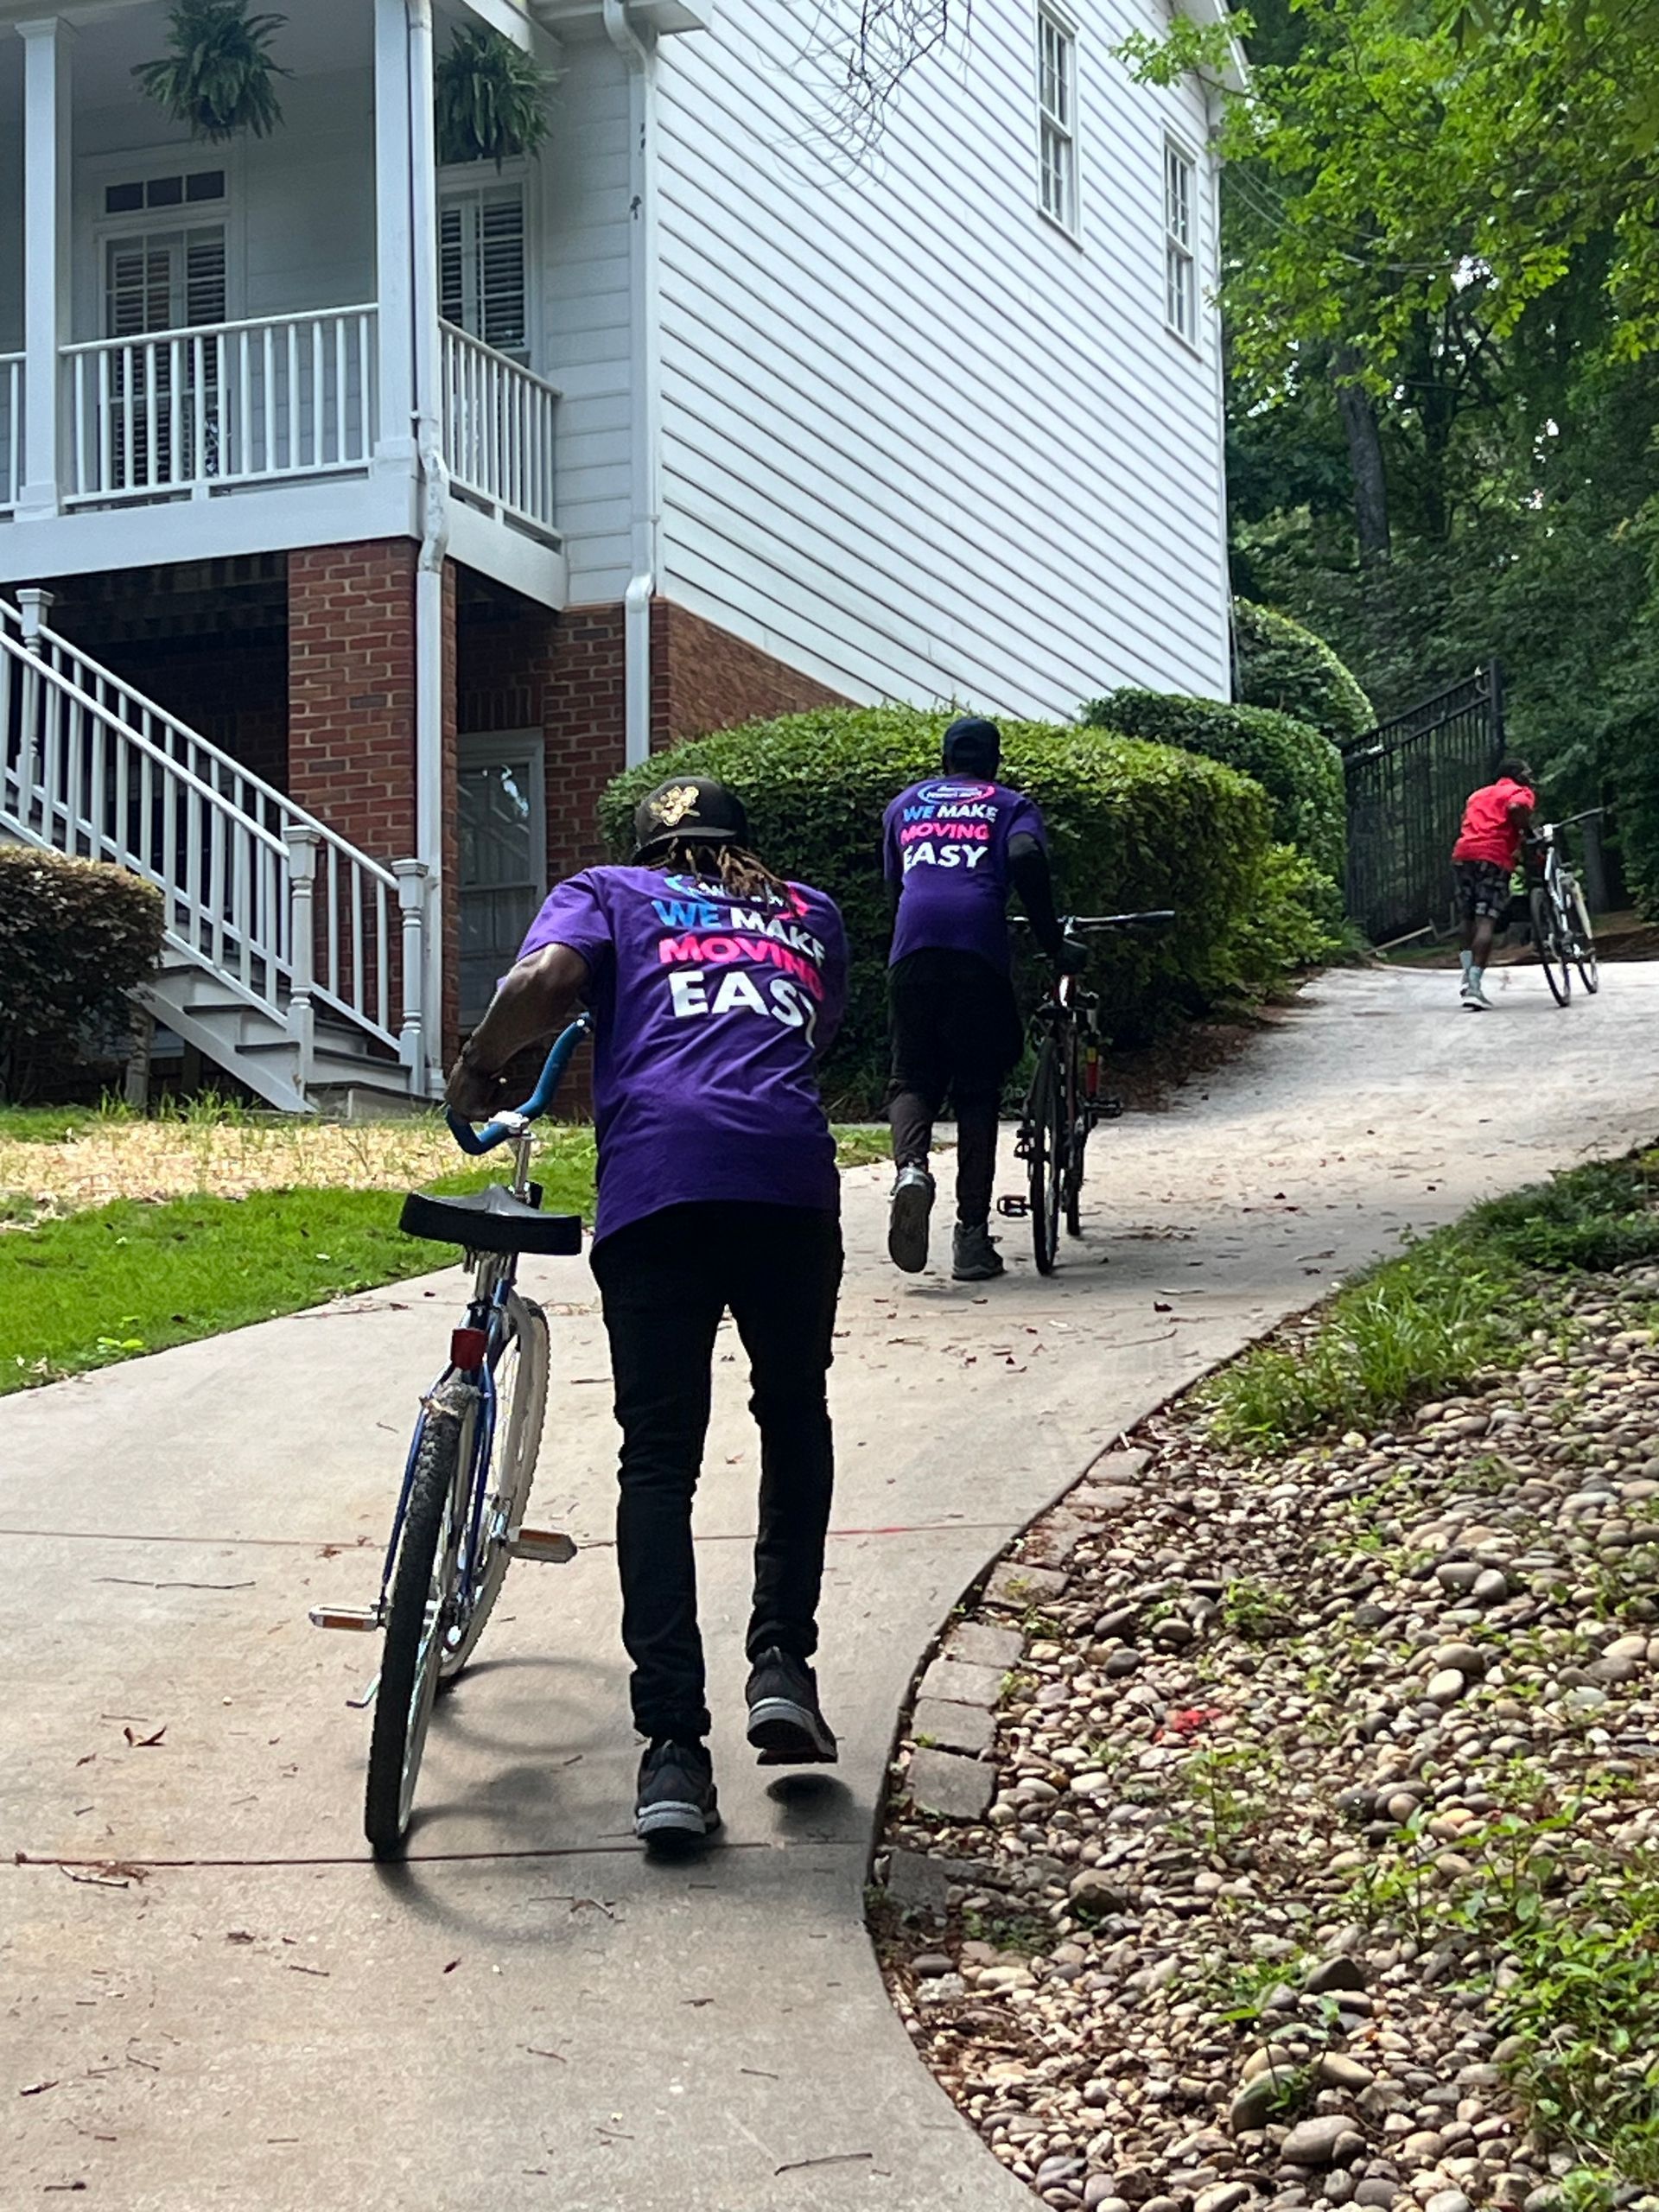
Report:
133,0,290,143
435,25,556,168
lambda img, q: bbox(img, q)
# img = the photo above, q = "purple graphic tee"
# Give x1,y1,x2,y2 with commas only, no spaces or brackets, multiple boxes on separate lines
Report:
517,864,847,1244
882,778,1047,972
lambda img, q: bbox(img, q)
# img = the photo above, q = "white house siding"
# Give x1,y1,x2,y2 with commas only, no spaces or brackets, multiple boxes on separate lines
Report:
652,0,1231,720
534,35,636,606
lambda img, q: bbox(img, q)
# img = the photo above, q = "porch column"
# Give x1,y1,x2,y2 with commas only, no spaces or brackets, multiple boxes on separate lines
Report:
372,0,416,467
16,16,73,519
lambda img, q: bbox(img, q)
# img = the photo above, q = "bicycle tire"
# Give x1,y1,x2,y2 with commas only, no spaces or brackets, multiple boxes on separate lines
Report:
439,1293,549,1684
1530,887,1572,1006
364,1381,471,1860
1027,1036,1065,1275
1566,880,1599,994
1063,1033,1084,1241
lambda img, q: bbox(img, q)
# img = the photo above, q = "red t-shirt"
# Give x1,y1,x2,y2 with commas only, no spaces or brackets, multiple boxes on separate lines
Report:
1452,778,1535,869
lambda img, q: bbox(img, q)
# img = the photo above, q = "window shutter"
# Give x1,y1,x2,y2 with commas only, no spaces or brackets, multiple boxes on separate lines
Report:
438,184,527,356
184,232,227,327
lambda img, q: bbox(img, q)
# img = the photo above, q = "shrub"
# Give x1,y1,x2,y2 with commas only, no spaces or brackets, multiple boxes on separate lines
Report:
1081,689,1347,891
0,850,164,1102
1232,599,1375,744
599,707,1338,1110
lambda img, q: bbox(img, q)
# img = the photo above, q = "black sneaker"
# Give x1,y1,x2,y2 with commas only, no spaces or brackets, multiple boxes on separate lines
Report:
952,1222,1005,1281
745,1647,838,1765
634,1738,721,1847
887,1164,935,1274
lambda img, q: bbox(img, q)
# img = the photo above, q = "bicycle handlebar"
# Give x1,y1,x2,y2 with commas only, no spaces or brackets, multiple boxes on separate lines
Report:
1013,910,1177,931
445,1013,593,1155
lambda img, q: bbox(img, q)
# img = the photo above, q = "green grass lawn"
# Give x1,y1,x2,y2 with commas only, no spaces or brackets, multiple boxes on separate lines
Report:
0,1124,890,1394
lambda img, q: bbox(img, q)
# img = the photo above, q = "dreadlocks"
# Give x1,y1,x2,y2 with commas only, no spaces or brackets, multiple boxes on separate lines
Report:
642,837,795,904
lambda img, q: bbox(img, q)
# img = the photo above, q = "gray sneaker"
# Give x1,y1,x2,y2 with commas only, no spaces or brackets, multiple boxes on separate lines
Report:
888,1164,935,1273
952,1223,1005,1281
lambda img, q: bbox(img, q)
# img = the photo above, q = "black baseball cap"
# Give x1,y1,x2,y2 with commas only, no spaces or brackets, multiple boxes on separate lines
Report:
632,775,751,860
943,715,1002,775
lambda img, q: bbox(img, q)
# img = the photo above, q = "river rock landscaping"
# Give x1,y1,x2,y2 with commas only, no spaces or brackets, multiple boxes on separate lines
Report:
873,1172,1659,2212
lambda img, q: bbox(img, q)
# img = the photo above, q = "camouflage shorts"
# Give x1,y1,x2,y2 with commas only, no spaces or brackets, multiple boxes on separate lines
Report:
1453,859,1513,923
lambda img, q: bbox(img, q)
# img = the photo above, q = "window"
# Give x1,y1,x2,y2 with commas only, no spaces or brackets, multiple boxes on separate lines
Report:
1037,9,1078,235
1164,139,1198,344
440,183,527,358
104,169,225,216
105,228,226,339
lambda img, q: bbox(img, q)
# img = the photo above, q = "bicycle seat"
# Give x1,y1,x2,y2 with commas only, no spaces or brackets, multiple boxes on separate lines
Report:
399,1183,583,1256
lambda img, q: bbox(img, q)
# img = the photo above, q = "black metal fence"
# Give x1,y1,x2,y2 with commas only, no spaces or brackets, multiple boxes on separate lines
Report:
1342,664,1505,944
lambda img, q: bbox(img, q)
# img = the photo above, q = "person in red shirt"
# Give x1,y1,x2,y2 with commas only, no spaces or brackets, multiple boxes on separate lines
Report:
1451,759,1535,1010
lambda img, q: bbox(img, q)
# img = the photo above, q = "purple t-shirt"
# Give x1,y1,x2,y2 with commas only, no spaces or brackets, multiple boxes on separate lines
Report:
883,778,1047,973
517,864,846,1245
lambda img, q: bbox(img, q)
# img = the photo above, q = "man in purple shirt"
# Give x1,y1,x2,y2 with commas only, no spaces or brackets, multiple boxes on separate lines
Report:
882,716,1080,1281
447,778,847,1848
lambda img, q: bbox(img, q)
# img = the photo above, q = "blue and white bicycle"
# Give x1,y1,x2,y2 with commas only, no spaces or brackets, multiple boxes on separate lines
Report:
309,1017,590,1859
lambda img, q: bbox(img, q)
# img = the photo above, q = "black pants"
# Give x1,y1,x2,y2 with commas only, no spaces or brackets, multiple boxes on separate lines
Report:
887,949,1022,1228
589,1201,843,1745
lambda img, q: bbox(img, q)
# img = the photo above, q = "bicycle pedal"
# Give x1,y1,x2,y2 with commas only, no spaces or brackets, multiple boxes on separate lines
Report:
997,1194,1030,1218
506,1528,577,1564
308,1605,382,1632
1090,1096,1123,1123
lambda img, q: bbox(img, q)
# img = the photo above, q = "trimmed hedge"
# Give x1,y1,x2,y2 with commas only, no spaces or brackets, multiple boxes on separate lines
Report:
599,707,1338,1110
0,849,164,1101
1082,689,1347,890
1232,600,1374,745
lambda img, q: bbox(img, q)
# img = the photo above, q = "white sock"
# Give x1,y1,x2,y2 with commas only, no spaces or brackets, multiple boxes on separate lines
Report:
1459,950,1474,982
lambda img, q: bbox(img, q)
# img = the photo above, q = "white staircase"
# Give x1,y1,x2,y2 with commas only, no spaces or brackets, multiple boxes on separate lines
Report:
0,594,435,1113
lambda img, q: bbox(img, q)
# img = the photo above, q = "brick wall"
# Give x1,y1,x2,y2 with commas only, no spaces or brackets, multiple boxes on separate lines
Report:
287,539,461,1071
652,600,845,741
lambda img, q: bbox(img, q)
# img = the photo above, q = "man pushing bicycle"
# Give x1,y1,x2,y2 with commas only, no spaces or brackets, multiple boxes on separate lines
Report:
447,779,846,1849
882,715,1083,1281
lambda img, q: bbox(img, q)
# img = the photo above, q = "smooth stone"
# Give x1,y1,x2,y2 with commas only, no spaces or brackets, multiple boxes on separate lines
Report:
1426,1669,1466,1704
1304,1955,1367,1994
1425,2195,1471,2212
1281,2117,1356,2168
1316,2055,1376,2093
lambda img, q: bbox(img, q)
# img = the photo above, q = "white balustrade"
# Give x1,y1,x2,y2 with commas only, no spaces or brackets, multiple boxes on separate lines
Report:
440,319,560,537
0,355,21,512
0,599,423,1072
60,307,378,504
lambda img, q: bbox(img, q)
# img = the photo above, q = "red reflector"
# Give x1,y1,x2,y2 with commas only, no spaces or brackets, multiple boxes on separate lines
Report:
450,1326,488,1370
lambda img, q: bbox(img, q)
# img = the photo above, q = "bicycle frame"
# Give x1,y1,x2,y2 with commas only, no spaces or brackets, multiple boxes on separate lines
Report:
368,1014,591,1641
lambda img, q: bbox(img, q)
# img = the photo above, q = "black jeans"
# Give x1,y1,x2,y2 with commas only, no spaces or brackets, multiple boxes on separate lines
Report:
589,1201,843,1745
887,949,1022,1227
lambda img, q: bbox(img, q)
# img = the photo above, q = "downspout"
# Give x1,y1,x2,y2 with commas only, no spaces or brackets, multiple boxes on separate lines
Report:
605,0,660,769
408,0,448,1088
1204,81,1235,700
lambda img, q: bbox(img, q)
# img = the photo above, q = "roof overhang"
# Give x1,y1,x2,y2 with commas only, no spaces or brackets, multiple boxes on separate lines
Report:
1177,0,1249,98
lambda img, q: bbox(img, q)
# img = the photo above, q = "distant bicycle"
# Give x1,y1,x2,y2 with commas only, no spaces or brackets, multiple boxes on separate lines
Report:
309,1017,589,1859
1525,813,1600,1007
999,911,1175,1274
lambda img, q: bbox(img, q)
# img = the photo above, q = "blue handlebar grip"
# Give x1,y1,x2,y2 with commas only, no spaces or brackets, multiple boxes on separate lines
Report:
446,1013,593,1156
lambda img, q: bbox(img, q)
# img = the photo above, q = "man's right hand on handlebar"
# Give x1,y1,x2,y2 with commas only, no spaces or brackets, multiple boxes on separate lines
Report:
445,1042,508,1122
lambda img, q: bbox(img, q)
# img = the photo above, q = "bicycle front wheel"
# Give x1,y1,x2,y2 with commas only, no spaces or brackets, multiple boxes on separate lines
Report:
440,1292,550,1684
1566,881,1599,994
1027,1037,1066,1275
1530,887,1572,1006
365,1380,472,1860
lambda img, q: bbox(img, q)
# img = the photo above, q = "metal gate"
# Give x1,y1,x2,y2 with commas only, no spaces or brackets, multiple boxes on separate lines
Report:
1342,664,1505,944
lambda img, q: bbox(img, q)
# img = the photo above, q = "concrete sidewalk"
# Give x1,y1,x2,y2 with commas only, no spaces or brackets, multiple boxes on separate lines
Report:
4,963,1657,2212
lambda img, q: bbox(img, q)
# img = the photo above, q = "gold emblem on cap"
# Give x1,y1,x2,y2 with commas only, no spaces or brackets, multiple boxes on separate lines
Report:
652,783,701,828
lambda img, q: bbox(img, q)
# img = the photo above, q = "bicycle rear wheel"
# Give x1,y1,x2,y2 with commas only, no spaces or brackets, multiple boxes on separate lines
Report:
365,1380,471,1860
1027,1036,1065,1275
1529,887,1572,1006
1566,880,1599,994
439,1292,549,1684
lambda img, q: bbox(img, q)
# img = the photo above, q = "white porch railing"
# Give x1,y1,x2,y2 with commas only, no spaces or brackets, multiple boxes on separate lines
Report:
440,320,560,538
60,307,378,505
0,354,21,512
0,600,427,1077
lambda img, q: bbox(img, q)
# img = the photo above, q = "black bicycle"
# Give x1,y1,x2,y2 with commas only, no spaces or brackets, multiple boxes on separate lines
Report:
999,912,1175,1274
1525,812,1601,1007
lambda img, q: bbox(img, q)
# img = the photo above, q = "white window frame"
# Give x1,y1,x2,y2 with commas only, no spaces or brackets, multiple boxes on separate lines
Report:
79,143,247,342
438,160,535,366
1163,134,1201,351
1035,5,1081,242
